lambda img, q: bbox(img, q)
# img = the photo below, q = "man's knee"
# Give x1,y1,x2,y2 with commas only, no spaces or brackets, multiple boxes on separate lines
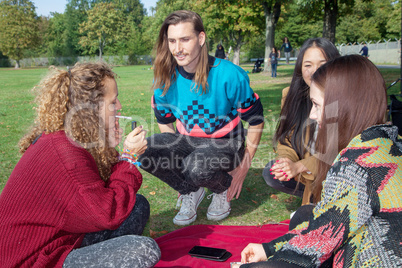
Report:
183,154,210,185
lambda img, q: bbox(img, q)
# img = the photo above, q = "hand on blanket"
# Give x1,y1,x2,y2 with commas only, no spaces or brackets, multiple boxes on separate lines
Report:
241,243,267,264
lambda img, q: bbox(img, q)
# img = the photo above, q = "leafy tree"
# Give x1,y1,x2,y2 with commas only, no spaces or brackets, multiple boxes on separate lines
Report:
386,0,401,39
64,0,92,56
194,0,264,65
114,0,145,25
79,2,129,59
297,0,355,43
260,0,283,71
336,0,400,43
46,12,69,57
0,0,39,68
275,2,321,48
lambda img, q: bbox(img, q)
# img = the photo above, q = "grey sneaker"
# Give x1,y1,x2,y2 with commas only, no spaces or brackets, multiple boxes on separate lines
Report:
206,190,231,221
173,187,205,226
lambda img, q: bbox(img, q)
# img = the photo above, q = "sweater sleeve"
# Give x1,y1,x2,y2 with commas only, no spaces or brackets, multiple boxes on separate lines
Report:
226,66,264,125
152,91,177,125
262,160,377,266
276,140,317,181
63,154,142,233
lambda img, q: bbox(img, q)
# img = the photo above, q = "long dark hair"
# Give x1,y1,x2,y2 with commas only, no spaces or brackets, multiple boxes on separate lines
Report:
311,55,387,202
274,38,340,159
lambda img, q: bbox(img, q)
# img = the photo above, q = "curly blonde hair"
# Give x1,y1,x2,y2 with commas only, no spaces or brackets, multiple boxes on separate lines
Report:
19,61,119,181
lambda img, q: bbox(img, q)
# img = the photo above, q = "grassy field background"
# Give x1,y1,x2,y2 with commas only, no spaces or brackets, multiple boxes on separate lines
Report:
0,63,400,238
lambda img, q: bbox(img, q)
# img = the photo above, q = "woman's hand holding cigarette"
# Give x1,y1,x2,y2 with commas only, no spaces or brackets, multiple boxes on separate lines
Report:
123,126,147,155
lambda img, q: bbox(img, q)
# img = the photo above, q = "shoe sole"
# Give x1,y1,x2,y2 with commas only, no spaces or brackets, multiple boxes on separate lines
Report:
207,208,231,221
173,189,205,226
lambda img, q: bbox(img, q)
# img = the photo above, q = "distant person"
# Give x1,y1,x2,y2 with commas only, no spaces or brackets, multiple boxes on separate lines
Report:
264,38,340,206
268,47,280,77
139,10,264,226
236,55,401,268
215,44,226,59
280,37,293,64
360,43,369,57
0,62,161,267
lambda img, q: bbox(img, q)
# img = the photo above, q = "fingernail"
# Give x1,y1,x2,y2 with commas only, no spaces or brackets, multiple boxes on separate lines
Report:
269,168,272,171
270,172,273,175
283,172,286,175
139,125,143,129
280,170,283,172
276,160,279,162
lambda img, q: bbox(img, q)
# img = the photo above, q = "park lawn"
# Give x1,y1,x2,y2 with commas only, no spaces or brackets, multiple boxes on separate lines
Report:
0,63,400,238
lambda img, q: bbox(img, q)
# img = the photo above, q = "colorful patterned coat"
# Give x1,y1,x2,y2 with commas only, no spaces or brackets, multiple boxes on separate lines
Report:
263,125,402,267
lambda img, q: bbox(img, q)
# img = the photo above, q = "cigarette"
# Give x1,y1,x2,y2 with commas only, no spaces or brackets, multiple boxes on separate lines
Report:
116,115,132,120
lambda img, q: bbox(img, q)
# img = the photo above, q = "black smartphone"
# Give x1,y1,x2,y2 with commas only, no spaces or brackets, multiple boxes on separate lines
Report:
188,246,231,261
131,121,137,130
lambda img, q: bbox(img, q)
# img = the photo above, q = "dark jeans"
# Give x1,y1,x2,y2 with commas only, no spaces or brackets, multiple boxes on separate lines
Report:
271,63,277,77
139,133,245,195
63,194,161,268
262,160,304,198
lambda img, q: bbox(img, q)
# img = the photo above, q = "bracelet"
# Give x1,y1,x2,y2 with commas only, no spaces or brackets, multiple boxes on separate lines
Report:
119,149,141,166
121,149,138,160
119,157,141,166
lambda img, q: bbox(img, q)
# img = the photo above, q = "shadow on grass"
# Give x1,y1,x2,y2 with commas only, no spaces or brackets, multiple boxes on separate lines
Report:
143,167,302,238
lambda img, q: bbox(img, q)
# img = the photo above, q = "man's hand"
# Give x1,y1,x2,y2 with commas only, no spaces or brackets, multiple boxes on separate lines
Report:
227,122,264,201
227,151,251,201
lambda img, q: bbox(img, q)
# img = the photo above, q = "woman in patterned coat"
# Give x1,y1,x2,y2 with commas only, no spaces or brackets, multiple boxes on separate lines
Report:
236,55,402,267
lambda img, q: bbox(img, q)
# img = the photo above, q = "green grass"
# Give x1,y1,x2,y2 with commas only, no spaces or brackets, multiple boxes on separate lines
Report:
0,64,400,238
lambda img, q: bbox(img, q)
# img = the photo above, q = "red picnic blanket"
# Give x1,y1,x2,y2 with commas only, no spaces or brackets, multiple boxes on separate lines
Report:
154,220,290,268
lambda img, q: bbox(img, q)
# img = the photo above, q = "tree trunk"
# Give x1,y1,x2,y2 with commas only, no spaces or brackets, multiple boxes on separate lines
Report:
232,44,241,66
99,38,103,60
263,1,281,73
14,60,20,69
231,33,243,66
322,0,338,43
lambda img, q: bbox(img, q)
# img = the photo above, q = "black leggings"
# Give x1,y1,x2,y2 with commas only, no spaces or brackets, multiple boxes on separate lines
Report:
139,133,245,195
63,194,161,268
262,160,304,197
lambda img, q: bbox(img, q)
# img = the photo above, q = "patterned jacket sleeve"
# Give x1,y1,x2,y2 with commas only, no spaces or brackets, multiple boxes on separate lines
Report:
262,159,377,267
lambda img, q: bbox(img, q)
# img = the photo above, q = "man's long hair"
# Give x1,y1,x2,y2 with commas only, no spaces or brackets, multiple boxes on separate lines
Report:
152,10,210,95
19,62,119,182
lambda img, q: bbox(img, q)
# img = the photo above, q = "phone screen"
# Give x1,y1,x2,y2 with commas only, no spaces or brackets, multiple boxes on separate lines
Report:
188,246,227,259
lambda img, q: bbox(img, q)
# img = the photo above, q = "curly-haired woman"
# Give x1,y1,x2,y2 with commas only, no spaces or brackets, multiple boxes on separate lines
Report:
0,62,161,267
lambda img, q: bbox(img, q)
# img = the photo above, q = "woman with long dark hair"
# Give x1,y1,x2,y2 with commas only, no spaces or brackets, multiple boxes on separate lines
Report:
263,38,340,205
237,55,401,268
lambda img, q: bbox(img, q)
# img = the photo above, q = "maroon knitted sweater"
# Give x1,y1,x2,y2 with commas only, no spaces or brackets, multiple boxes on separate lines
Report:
0,131,142,267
